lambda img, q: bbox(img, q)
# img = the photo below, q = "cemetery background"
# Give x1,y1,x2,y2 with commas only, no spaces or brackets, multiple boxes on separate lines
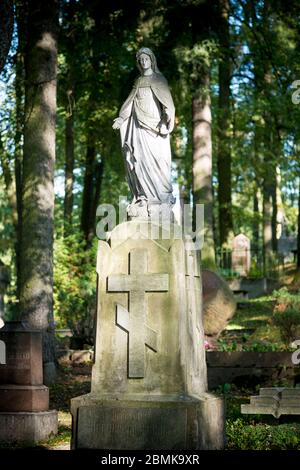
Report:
1,0,300,451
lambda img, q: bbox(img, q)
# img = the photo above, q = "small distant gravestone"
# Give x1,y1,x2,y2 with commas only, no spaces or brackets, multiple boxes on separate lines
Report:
231,233,251,276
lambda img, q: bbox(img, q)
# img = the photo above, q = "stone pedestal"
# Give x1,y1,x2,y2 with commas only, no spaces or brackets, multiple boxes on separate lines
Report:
0,322,57,442
71,221,224,450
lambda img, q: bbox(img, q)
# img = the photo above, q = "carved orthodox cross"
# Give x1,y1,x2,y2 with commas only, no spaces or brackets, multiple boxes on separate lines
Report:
107,249,169,378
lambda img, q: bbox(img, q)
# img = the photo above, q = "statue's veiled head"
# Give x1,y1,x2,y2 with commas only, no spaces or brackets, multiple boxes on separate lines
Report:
136,47,160,74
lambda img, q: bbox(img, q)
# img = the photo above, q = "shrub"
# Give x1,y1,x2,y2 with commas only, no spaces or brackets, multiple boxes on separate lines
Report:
272,287,300,345
53,234,97,345
273,308,300,345
226,419,300,450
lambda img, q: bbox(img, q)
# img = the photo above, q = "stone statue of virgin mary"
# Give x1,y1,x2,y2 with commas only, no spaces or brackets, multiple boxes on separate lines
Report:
113,47,175,219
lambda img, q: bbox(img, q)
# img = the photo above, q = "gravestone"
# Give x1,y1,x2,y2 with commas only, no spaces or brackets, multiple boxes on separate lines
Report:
241,388,300,418
71,221,224,450
231,233,251,276
202,270,237,337
0,321,57,442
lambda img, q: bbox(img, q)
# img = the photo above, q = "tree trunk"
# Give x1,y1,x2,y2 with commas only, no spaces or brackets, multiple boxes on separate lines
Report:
217,0,233,247
192,72,215,269
252,188,260,252
19,0,58,384
271,174,278,253
0,0,13,73
14,50,25,300
262,127,273,275
81,138,96,242
87,160,104,244
64,111,74,234
63,0,77,236
263,121,278,275
297,176,300,269
0,137,18,241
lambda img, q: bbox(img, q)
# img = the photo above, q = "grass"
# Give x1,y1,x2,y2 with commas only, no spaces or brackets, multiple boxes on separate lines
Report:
217,295,290,351
217,265,300,351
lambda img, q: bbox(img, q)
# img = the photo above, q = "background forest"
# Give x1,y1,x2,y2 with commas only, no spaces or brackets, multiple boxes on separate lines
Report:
0,0,300,363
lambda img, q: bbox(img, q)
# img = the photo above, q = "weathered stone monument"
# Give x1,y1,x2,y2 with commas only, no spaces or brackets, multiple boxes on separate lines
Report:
231,233,251,276
0,321,57,442
71,48,224,450
71,222,224,450
242,388,300,418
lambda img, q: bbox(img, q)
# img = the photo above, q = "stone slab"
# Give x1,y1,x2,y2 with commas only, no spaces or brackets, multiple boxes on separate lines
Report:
241,404,278,416
0,410,58,442
71,393,224,450
0,384,49,412
241,387,300,418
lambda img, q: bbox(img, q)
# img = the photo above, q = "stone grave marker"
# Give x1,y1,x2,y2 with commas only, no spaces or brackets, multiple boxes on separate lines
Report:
231,233,251,276
71,221,225,450
0,321,57,442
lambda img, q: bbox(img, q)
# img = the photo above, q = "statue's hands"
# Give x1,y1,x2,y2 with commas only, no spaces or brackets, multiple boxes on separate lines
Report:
112,117,123,130
158,108,172,133
164,108,171,126
157,108,172,134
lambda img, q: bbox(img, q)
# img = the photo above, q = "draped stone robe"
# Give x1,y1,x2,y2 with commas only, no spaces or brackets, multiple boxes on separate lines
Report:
119,73,176,207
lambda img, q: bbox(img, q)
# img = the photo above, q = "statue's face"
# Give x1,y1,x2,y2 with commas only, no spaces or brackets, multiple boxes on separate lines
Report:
139,53,152,72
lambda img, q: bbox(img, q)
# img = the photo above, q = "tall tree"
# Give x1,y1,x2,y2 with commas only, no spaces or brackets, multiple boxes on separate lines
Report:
19,0,59,383
169,3,219,268
14,0,28,299
64,109,74,232
80,130,97,242
192,62,216,268
0,0,13,73
217,0,233,247
60,0,78,235
297,176,300,269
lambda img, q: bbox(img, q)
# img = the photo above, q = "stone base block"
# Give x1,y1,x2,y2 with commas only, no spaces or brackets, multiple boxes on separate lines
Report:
0,410,58,442
71,393,224,450
0,385,49,412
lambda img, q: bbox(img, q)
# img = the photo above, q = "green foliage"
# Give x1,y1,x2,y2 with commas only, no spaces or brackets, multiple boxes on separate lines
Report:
273,286,300,305
53,234,97,344
217,295,291,351
226,419,300,450
217,338,282,352
272,288,300,345
273,308,300,345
